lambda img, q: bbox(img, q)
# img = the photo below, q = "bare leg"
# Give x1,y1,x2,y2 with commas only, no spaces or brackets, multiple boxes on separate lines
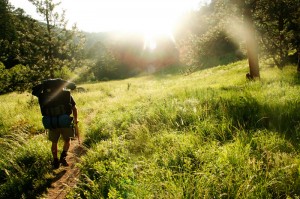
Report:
51,142,60,169
51,142,58,159
60,138,71,166
63,138,70,152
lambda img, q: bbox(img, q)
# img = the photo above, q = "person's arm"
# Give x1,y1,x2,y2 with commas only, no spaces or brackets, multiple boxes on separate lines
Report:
72,105,78,123
72,105,80,144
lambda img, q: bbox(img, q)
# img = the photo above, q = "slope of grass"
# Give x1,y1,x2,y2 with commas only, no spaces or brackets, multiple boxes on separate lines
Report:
70,61,300,198
0,60,300,198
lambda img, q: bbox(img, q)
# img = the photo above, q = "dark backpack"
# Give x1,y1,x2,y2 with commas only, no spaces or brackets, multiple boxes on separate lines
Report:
38,90,72,116
32,79,76,129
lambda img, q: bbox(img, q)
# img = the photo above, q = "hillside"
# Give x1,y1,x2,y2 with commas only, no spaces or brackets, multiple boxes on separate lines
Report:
0,60,300,198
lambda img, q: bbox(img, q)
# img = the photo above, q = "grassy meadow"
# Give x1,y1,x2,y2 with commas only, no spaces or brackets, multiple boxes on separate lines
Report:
1,60,300,198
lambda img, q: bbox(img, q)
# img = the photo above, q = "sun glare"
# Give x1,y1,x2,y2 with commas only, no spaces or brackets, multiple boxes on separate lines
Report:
11,0,210,50
60,0,209,49
144,34,157,50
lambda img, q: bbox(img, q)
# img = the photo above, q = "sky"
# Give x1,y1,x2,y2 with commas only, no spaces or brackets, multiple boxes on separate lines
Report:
9,0,211,34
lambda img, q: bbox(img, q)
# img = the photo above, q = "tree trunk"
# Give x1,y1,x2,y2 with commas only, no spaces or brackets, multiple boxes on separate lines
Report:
246,35,260,79
244,2,260,80
45,2,55,78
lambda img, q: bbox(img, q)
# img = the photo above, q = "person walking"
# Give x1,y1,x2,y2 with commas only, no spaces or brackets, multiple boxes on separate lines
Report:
32,78,79,169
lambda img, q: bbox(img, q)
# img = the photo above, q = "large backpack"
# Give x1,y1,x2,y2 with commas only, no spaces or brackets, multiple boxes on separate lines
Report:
32,79,76,129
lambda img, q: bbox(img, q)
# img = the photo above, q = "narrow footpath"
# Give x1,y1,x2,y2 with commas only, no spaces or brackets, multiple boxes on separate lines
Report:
41,140,85,199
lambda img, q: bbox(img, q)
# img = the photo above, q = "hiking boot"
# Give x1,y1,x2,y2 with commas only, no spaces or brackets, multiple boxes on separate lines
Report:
60,151,69,167
53,158,60,169
60,157,69,166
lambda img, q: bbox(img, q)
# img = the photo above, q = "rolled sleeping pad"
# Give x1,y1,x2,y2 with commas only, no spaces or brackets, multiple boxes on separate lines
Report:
42,78,76,90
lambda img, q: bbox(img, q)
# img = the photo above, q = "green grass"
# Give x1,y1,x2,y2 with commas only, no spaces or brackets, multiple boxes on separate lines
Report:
1,60,300,198
71,61,300,198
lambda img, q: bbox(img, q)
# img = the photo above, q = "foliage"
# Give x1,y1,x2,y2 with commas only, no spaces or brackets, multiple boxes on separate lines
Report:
0,62,9,93
254,0,300,68
0,0,13,41
176,3,245,70
28,0,85,78
0,0,85,93
0,7,47,92
195,27,243,69
82,32,179,82
0,63,34,94
85,41,133,81
0,0,19,68
178,0,299,75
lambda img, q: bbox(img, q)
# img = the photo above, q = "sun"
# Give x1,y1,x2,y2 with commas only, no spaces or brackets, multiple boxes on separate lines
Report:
109,0,204,49
10,0,210,50
11,0,210,35
63,0,208,44
57,0,211,49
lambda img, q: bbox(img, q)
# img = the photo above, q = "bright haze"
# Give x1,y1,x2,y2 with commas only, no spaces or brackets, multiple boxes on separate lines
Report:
10,0,210,49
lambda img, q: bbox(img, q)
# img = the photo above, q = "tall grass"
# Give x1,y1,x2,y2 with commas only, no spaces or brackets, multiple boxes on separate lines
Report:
68,61,300,198
1,60,300,198
0,135,53,198
0,93,54,198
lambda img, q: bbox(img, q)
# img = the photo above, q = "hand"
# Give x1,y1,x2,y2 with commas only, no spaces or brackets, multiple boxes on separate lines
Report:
74,122,80,145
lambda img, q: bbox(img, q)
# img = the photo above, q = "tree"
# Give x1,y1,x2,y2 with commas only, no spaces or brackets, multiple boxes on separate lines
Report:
254,0,300,69
0,0,16,42
175,2,245,72
0,0,18,68
86,41,132,81
28,0,84,78
0,0,85,93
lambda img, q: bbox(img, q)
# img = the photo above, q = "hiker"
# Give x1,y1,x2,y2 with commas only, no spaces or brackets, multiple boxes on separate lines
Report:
32,78,80,169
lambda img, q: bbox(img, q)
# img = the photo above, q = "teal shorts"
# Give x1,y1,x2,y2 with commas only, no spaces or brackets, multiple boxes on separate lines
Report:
48,128,75,142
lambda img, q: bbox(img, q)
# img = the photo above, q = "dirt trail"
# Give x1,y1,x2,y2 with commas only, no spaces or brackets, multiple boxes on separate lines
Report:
40,140,85,199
